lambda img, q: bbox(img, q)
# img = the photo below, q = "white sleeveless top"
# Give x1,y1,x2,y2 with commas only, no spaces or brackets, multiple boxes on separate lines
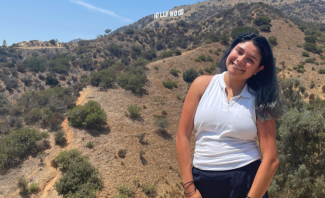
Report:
193,71,260,171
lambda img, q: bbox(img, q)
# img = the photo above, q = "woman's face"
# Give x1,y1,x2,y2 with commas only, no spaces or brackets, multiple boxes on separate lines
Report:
226,41,264,81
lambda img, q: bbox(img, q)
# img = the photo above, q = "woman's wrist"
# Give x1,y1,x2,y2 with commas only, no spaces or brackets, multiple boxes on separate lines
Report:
183,181,196,195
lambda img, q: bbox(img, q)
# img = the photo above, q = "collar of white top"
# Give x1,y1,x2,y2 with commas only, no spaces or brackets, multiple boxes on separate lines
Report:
218,71,253,99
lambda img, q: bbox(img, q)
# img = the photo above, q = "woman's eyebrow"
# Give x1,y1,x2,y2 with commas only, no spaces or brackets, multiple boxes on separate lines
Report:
237,46,258,61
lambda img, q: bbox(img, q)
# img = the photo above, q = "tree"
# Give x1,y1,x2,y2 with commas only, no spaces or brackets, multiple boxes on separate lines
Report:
105,29,111,34
3,40,7,47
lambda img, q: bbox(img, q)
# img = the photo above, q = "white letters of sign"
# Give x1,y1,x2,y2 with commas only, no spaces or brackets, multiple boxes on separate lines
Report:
153,9,184,19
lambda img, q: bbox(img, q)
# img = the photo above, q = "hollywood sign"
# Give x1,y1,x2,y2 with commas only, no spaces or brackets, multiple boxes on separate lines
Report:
153,9,184,19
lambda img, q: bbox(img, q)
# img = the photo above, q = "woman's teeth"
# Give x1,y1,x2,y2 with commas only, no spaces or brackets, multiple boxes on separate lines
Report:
232,62,244,71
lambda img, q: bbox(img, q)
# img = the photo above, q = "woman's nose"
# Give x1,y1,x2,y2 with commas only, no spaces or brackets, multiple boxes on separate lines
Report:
237,55,244,65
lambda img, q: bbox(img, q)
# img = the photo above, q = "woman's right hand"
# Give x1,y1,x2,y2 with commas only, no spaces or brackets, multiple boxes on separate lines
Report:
184,189,202,198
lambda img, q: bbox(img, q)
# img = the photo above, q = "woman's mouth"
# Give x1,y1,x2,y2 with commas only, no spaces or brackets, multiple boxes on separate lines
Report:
232,61,245,71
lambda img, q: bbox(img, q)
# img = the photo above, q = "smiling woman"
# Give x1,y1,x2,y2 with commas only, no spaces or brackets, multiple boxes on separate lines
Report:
176,33,284,198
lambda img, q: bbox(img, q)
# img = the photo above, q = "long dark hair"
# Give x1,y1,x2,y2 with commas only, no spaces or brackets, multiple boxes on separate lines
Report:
219,33,284,121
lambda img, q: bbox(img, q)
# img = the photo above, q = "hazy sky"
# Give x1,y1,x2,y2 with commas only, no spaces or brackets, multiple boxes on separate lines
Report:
0,0,199,45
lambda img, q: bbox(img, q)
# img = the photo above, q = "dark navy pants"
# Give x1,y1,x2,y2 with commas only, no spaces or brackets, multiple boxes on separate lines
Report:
192,160,268,198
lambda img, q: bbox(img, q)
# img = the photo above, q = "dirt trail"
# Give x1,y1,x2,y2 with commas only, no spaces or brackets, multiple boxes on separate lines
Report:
8,87,92,198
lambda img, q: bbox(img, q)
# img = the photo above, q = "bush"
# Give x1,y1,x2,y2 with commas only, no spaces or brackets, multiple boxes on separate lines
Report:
161,50,174,58
302,51,309,57
108,43,122,58
304,42,317,52
126,104,141,119
155,40,164,51
118,149,126,158
231,27,259,39
67,100,107,129
100,58,115,69
79,74,89,83
318,69,325,74
214,50,219,55
253,16,271,26
90,67,116,89
45,74,59,86
297,64,304,68
23,57,46,72
115,184,134,197
304,35,317,43
80,57,93,71
154,117,170,130
170,68,179,77
320,55,325,60
29,183,39,193
198,69,204,74
297,44,303,48
204,67,212,73
49,57,70,74
205,39,212,44
124,28,134,35
0,128,49,171
198,54,206,61
54,149,102,197
207,56,214,62
220,34,229,45
117,68,147,94
268,36,277,46
174,49,182,56
55,130,67,146
131,45,142,59
17,177,28,196
183,68,199,82
305,58,316,63
299,85,306,94
310,83,315,88
162,81,174,89
86,141,94,149
322,85,325,93
259,25,271,32
142,184,156,196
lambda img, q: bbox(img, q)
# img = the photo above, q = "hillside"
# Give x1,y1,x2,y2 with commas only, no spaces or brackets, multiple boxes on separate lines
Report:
112,0,325,34
1,2,325,198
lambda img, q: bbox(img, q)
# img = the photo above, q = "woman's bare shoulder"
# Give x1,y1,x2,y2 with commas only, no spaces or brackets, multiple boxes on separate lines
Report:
191,75,215,96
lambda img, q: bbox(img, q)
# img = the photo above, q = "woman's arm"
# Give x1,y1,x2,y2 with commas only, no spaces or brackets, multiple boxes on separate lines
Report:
176,75,213,197
247,118,279,198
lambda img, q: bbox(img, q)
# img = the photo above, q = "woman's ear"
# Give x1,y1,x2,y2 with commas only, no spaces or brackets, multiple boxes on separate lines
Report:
254,65,264,75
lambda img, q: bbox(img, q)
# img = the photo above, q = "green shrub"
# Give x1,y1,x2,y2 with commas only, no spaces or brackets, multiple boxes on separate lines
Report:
117,68,147,94
126,104,142,119
154,66,159,70
198,54,206,61
23,57,46,72
100,58,115,69
183,68,198,83
205,39,212,44
162,81,174,89
209,49,212,53
155,40,164,51
302,51,309,57
304,35,317,43
0,128,49,171
115,184,134,197
67,100,107,129
217,48,222,51
161,50,174,58
124,28,134,35
45,74,59,86
55,130,67,146
310,83,315,88
268,36,277,46
198,69,204,74
194,58,200,62
142,184,156,196
0,93,8,108
253,16,271,26
49,57,70,74
318,69,325,74
207,56,214,62
29,183,39,193
297,64,304,69
296,44,303,48
174,49,182,56
172,81,178,88
90,67,116,89
304,42,317,52
204,67,212,73
214,50,219,55
154,117,170,130
108,43,122,58
54,149,102,197
170,68,179,77
231,27,259,39
86,141,94,149
305,58,316,63
299,85,306,94
259,25,271,32
316,46,323,54
220,34,229,45
79,74,89,83
320,55,325,60
131,45,142,59
161,110,167,115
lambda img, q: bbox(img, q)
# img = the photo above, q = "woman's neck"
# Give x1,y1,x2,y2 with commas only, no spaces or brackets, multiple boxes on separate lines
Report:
224,72,247,96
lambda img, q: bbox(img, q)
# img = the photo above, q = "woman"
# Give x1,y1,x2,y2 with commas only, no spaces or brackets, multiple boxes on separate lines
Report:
176,33,284,198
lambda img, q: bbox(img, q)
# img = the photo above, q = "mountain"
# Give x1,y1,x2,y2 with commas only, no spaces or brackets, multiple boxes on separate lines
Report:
112,0,325,34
